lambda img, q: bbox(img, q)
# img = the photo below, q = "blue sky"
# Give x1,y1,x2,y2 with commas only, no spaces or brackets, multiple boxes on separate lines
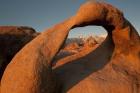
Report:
0,0,139,37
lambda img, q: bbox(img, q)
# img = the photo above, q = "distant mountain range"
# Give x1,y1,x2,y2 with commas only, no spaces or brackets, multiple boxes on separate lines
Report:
66,35,106,45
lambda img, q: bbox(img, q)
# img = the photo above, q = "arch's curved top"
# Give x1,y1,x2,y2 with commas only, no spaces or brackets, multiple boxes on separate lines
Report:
73,2,124,29
71,2,140,53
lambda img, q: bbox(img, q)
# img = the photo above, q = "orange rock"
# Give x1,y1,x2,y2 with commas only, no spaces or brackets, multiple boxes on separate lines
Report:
1,2,140,93
0,26,39,80
0,18,75,93
54,2,140,93
64,42,80,51
84,36,98,47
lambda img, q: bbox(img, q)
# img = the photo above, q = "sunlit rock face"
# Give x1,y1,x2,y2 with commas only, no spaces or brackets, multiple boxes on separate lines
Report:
54,2,140,93
0,18,75,93
0,26,39,80
0,1,140,93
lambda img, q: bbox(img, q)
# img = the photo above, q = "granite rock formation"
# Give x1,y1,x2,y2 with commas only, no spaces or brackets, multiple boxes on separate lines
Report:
0,26,39,80
1,2,140,93
54,2,140,93
0,19,75,93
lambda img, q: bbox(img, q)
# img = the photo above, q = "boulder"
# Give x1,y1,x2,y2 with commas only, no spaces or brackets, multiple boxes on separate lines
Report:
84,36,98,47
0,26,39,79
64,42,80,51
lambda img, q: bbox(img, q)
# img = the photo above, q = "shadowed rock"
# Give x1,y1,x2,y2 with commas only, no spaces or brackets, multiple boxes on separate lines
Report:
0,26,39,80
1,1,140,93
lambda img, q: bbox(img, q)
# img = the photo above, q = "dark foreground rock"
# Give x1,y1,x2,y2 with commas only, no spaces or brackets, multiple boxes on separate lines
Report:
0,26,39,79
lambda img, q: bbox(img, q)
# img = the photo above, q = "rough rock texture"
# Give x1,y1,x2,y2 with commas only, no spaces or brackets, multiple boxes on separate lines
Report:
0,26,39,80
64,42,80,51
1,2,140,93
84,36,98,47
53,2,140,93
0,19,75,93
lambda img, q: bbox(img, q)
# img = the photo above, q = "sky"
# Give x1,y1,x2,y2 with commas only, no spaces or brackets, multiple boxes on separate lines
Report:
0,0,140,37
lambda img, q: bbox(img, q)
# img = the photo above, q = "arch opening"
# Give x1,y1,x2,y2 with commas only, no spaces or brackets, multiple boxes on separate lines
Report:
65,25,107,48
69,26,107,38
53,26,108,67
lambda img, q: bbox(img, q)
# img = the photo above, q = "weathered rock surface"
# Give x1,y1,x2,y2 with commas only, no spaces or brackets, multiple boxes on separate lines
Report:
84,36,98,47
0,19,75,93
0,26,39,80
64,42,80,51
53,2,140,93
1,1,140,93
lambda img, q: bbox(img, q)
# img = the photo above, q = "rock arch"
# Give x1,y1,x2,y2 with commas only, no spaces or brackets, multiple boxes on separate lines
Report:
1,2,140,93
54,2,140,93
